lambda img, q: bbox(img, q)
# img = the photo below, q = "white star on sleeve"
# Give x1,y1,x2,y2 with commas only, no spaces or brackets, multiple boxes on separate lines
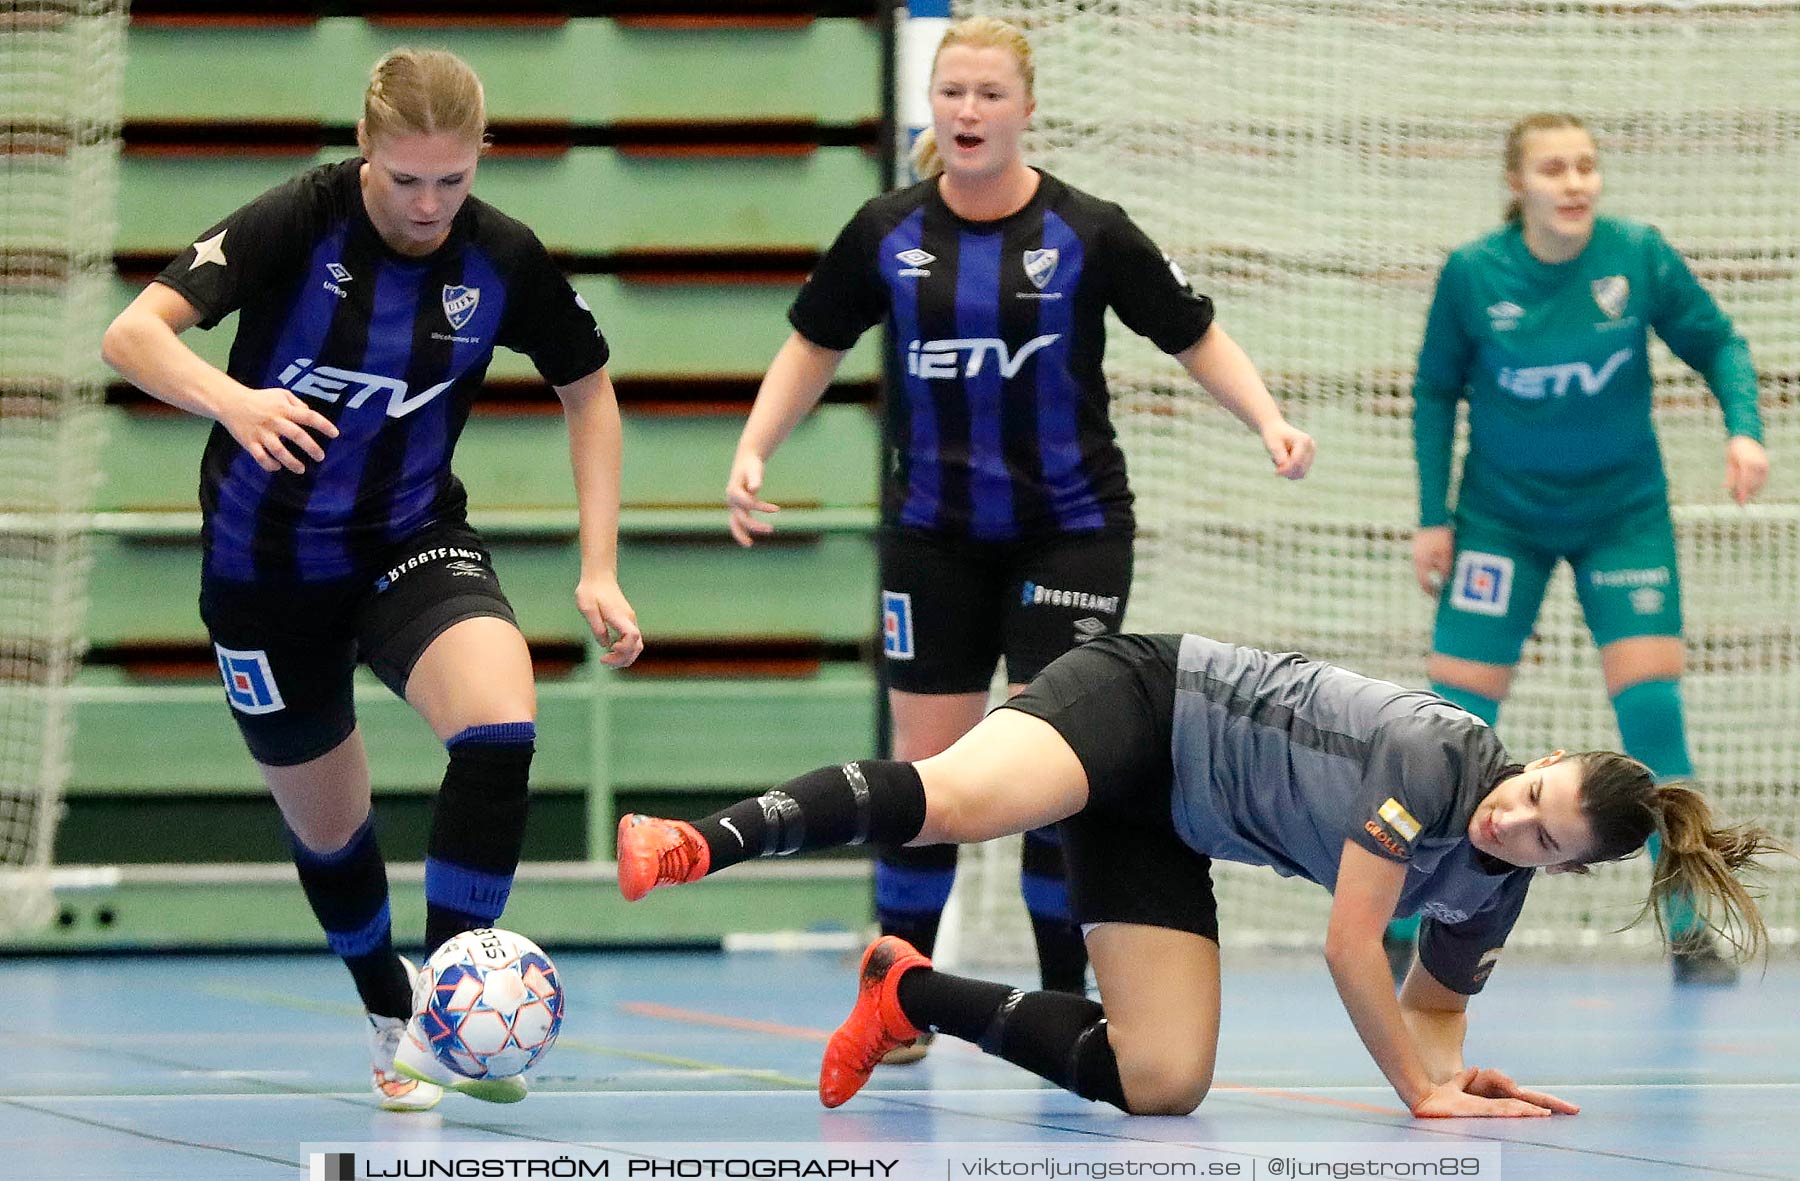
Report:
188,229,228,270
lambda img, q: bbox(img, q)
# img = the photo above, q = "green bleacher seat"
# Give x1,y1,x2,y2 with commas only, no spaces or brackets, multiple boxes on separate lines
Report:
115,149,881,256
124,18,881,124
46,10,889,944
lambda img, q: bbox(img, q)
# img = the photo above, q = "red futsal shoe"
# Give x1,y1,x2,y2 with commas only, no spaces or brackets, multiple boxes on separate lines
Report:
819,935,932,1108
615,814,710,901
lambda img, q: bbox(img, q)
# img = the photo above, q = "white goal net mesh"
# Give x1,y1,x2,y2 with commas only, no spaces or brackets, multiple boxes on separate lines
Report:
936,0,1800,964
0,0,125,934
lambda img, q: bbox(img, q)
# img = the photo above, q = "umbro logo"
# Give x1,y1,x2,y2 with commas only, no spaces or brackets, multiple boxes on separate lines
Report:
322,262,352,299
1486,301,1524,330
895,248,935,277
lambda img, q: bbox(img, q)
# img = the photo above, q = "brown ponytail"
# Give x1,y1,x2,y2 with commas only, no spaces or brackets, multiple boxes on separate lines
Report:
1644,783,1783,962
1573,753,1784,962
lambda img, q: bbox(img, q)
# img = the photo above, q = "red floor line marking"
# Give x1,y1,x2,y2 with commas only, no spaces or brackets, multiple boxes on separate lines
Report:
1214,1083,1404,1115
618,1001,984,1054
618,1001,831,1042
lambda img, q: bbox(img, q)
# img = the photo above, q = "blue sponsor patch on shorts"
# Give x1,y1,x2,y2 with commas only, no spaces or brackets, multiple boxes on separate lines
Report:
881,590,914,660
214,643,286,714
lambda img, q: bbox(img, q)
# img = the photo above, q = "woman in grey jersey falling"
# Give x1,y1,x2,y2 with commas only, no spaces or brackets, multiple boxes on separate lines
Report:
616,633,1777,1118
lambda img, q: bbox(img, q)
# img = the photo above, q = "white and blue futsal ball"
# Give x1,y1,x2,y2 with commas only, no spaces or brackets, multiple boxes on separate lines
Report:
416,928,564,1080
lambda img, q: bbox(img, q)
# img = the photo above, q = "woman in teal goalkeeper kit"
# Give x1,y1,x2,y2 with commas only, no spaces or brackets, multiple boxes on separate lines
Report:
1405,113,1769,984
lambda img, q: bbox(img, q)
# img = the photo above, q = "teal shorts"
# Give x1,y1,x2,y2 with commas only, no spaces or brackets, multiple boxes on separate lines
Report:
1431,504,1681,666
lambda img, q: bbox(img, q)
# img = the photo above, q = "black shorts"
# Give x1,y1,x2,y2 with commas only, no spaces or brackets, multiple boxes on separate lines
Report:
199,520,518,767
878,526,1133,693
1001,633,1219,943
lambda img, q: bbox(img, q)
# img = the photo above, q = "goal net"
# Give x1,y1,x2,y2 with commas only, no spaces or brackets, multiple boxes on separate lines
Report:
0,0,125,934
932,0,1800,964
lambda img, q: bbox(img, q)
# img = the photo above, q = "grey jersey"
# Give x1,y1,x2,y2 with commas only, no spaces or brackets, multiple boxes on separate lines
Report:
1168,634,1531,993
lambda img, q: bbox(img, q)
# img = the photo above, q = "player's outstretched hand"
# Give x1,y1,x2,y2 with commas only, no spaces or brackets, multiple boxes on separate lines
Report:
1462,1066,1579,1115
221,386,339,474
1410,1068,1560,1118
1724,435,1769,506
1261,419,1316,480
726,452,780,547
1412,526,1454,596
578,575,643,668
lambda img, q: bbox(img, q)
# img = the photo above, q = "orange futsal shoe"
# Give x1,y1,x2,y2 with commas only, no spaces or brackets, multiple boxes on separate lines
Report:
616,814,710,901
819,935,931,1108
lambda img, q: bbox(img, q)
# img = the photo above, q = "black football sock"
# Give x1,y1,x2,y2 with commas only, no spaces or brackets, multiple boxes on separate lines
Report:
693,760,927,873
424,722,534,954
896,966,1127,1109
290,813,411,1019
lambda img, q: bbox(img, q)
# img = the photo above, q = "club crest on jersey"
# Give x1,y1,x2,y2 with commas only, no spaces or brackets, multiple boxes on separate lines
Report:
1023,248,1059,290
881,590,914,660
1451,551,1513,616
894,248,935,277
1591,275,1629,319
214,644,285,715
442,284,481,330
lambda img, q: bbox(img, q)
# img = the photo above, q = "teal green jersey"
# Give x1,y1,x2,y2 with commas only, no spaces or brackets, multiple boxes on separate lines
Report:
1412,216,1760,530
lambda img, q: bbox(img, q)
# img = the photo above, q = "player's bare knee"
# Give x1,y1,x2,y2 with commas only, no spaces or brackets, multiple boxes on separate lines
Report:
1427,654,1512,699
289,814,366,858
1119,1060,1212,1116
434,706,536,744
1114,1044,1214,1116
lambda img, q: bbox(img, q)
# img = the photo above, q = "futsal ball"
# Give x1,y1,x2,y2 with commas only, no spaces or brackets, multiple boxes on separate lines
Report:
415,927,565,1080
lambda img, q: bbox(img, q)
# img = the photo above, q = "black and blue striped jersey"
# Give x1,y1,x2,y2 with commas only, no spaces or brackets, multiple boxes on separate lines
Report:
154,158,607,583
791,170,1213,541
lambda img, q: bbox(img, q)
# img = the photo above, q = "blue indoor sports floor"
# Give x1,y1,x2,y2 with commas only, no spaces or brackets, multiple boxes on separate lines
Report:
2,948,1795,1179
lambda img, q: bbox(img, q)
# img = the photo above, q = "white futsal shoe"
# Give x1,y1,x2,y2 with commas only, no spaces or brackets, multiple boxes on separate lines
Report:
393,1017,530,1103
368,957,444,1112
391,960,530,1104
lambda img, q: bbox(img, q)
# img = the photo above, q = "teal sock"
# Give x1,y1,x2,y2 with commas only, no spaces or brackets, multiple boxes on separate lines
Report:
1612,678,1701,940
1610,679,1694,780
1430,681,1501,726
